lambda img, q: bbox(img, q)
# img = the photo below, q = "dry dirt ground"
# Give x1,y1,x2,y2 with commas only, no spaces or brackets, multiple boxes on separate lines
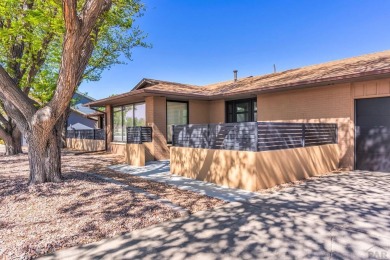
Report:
0,150,225,259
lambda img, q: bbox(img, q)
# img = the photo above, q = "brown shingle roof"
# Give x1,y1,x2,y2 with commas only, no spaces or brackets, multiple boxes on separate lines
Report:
202,50,390,96
86,50,390,106
132,78,200,91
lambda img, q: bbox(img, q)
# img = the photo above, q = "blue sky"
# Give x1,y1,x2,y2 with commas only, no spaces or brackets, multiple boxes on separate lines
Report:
79,0,390,99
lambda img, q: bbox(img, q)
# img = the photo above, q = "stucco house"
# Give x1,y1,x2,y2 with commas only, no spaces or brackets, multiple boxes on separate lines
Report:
85,50,390,172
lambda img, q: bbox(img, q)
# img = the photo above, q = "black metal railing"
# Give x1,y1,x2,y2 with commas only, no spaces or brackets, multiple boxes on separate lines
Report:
126,126,153,144
66,129,105,140
172,122,337,152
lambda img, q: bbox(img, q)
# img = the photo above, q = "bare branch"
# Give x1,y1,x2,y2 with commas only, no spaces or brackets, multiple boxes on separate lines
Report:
80,0,112,38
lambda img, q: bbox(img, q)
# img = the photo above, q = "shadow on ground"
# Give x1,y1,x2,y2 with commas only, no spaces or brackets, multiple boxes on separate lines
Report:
41,171,390,259
109,161,262,202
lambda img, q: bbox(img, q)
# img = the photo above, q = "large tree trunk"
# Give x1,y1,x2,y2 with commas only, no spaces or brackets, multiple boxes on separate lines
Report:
27,128,62,185
5,127,22,155
27,111,67,184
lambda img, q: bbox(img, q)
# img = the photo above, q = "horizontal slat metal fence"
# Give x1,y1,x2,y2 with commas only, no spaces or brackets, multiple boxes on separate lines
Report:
172,122,337,152
126,126,153,144
257,122,303,151
66,129,105,140
209,122,258,151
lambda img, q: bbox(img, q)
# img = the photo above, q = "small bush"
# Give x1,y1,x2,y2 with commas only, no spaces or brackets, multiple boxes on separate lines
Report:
0,139,4,145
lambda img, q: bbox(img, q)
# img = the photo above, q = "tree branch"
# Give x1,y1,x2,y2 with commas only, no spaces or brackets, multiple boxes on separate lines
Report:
0,92,29,133
80,0,112,38
24,31,56,94
0,112,10,128
63,0,80,33
48,0,111,120
7,40,25,84
0,66,36,121
83,43,119,80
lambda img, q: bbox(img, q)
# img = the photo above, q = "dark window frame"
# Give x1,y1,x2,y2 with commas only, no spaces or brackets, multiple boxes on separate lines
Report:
112,102,146,142
226,98,257,123
166,100,189,144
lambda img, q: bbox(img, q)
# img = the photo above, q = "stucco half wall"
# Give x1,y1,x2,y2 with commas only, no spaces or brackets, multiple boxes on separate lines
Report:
170,144,340,191
66,138,105,152
110,142,154,166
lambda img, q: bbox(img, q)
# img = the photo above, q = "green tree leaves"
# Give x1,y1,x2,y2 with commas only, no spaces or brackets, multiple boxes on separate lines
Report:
0,0,148,105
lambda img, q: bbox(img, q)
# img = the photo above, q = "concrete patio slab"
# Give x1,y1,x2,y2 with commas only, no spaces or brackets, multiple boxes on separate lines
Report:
41,170,390,259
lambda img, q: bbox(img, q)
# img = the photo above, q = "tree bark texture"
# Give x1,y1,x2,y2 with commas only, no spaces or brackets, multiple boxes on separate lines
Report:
27,128,62,184
59,106,71,148
0,115,23,155
5,127,22,155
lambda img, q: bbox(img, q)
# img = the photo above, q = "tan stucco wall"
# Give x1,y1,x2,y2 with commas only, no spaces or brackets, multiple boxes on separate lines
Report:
257,83,353,169
352,78,390,99
171,144,340,191
125,143,145,166
105,105,113,144
209,100,225,123
109,142,149,166
189,100,210,124
146,96,170,160
257,78,390,170
66,138,105,152
145,97,156,159
109,142,126,156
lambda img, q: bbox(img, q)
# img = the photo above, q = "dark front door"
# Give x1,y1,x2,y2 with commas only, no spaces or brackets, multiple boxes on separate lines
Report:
356,97,390,171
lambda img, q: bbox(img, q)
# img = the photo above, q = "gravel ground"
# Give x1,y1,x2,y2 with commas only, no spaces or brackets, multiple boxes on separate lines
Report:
0,151,224,259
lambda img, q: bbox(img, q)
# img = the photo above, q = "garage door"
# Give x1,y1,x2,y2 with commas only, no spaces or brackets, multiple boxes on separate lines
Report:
356,97,390,171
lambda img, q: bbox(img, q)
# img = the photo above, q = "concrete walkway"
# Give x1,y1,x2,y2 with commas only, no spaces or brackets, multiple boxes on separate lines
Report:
41,170,390,259
108,161,263,202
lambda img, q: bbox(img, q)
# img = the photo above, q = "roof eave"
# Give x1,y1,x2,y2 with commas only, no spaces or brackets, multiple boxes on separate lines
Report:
213,68,390,98
84,89,146,107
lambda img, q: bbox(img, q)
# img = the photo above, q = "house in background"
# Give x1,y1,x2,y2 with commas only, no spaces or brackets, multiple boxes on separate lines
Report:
67,91,104,131
85,50,390,173
22,92,104,146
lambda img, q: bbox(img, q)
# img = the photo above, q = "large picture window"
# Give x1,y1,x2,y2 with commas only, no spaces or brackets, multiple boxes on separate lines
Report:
226,98,257,123
167,101,188,143
112,103,146,142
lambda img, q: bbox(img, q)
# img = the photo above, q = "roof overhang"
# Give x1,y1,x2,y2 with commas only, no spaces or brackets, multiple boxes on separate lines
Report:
212,68,390,98
84,89,210,107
